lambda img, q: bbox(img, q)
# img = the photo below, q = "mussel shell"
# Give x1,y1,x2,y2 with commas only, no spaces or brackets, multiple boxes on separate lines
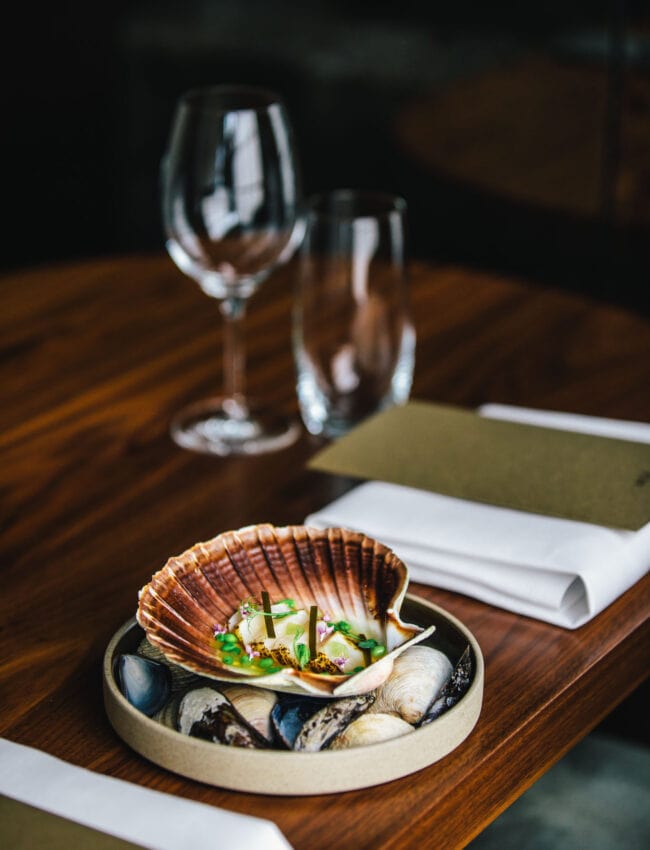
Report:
137,637,204,694
271,695,323,749
115,654,171,717
293,693,375,752
419,645,473,726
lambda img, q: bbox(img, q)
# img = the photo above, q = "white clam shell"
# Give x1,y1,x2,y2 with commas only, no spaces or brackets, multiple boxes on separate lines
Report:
136,524,434,697
219,684,277,743
370,645,453,724
329,712,415,750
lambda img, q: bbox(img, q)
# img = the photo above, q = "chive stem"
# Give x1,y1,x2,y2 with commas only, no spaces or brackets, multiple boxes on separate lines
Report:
261,591,275,638
309,605,318,660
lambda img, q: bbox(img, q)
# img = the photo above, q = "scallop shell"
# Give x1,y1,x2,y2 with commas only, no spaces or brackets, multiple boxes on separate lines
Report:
136,524,434,697
328,712,415,750
370,645,453,724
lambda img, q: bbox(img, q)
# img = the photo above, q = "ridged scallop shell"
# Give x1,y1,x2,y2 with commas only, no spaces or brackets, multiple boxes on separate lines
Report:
136,524,434,697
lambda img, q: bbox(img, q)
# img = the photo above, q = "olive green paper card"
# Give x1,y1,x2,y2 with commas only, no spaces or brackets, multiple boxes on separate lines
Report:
308,401,650,530
0,795,146,850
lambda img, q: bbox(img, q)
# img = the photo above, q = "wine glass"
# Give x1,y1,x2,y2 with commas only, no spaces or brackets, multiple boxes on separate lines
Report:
162,85,304,455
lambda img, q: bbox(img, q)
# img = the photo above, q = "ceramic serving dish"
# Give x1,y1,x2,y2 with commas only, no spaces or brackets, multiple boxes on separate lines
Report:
104,593,484,795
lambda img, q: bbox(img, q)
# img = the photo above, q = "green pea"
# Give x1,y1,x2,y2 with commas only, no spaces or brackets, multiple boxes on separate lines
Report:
229,646,242,655
371,644,386,659
215,633,227,643
222,655,233,664
222,632,237,644
239,655,252,666
257,657,274,669
267,666,282,673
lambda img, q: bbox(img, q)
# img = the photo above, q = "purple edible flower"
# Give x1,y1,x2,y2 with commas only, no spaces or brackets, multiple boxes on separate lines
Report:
213,623,227,637
333,654,349,671
245,643,260,660
317,621,335,641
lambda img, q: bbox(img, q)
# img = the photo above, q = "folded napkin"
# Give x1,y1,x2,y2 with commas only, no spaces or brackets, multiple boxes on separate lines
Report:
0,738,292,850
306,406,650,628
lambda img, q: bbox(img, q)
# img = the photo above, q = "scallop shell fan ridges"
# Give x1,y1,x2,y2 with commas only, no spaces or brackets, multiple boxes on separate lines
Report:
137,524,434,696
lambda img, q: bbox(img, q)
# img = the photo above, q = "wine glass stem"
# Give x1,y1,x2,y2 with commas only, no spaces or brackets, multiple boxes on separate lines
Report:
220,296,248,417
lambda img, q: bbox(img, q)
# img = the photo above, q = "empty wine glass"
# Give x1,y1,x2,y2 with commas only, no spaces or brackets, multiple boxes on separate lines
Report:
162,85,304,455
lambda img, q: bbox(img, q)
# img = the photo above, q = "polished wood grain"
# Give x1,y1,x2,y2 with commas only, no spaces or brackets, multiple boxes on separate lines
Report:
1,254,649,850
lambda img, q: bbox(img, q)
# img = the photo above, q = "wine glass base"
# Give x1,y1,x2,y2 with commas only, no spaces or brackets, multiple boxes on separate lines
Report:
170,398,301,456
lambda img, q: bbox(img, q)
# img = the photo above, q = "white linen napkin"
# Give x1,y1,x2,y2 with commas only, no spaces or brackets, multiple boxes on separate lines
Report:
0,738,293,850
306,405,650,629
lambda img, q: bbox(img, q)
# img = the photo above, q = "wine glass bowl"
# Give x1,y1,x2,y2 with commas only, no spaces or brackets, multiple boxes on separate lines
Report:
162,85,303,455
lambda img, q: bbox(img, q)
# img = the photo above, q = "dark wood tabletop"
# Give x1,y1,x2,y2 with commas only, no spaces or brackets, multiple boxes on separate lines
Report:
1,253,649,850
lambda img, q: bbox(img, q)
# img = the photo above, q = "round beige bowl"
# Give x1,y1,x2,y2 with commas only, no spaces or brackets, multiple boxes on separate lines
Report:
103,594,484,795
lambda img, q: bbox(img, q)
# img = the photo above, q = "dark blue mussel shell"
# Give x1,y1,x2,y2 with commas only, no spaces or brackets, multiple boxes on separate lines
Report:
115,653,172,717
271,695,323,749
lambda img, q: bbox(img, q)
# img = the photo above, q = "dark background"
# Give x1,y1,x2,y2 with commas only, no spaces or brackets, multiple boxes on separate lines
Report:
5,1,650,312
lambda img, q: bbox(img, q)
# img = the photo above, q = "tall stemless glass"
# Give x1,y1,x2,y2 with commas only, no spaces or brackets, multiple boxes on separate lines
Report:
294,190,415,438
162,85,303,455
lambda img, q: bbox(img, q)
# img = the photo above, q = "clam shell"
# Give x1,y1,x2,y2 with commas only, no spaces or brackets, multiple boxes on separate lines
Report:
370,645,453,724
152,694,182,730
419,645,473,726
328,712,415,750
136,524,434,697
218,684,277,743
177,687,268,748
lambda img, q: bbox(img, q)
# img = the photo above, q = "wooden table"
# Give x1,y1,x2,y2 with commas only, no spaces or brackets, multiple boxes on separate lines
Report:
395,55,650,228
1,254,648,849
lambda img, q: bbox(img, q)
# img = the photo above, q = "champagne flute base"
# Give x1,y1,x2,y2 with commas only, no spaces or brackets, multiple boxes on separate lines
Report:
170,397,301,456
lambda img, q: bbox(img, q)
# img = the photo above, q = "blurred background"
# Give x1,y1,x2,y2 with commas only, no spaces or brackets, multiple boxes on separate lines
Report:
5,0,650,311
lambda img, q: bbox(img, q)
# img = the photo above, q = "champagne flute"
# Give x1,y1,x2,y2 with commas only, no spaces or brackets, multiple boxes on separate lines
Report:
162,85,303,455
